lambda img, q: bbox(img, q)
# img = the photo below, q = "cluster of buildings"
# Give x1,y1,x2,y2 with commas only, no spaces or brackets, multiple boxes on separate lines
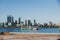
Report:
0,15,38,27
0,15,60,34
0,15,60,28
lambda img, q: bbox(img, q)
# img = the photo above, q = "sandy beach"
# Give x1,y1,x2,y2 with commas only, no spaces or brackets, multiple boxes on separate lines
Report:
0,33,60,40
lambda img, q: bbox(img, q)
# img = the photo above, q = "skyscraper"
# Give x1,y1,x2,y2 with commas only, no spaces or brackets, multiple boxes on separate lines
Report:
18,17,21,24
49,21,53,26
7,15,14,26
25,20,27,26
28,20,32,26
15,20,17,25
7,15,14,23
34,19,36,25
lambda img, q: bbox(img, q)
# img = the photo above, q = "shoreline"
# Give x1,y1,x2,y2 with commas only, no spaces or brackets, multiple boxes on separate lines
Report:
9,32,60,34
0,33,60,40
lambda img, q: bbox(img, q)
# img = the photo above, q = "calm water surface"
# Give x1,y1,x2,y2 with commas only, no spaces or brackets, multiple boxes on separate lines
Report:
0,27,60,33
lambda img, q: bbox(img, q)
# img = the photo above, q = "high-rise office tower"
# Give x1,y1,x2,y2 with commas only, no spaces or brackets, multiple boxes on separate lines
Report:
25,20,27,26
34,19,36,25
7,15,14,23
12,17,14,23
15,20,17,25
49,21,53,26
7,15,14,26
28,20,32,26
18,17,21,24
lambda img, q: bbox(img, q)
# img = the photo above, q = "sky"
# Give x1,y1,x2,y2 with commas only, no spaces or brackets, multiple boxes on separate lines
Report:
0,0,60,24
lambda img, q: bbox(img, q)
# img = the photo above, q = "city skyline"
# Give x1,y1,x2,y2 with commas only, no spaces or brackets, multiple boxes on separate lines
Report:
0,0,60,24
0,15,59,28
0,15,58,25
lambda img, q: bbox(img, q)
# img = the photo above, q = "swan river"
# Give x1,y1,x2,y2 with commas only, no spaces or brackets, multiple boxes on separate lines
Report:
0,27,60,33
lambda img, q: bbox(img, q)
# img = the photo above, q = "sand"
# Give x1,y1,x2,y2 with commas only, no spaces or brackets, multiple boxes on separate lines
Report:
0,33,60,40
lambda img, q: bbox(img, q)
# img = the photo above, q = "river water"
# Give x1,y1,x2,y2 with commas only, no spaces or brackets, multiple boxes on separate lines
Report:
0,27,60,33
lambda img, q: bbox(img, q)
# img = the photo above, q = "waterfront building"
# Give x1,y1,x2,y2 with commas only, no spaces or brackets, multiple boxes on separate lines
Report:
25,20,27,26
44,23,48,26
18,17,21,24
34,19,36,25
14,20,17,26
15,20,17,25
16,24,20,27
7,15,14,23
20,21,24,27
7,15,14,26
37,23,41,26
28,20,32,26
0,23,3,27
33,19,38,26
49,21,53,26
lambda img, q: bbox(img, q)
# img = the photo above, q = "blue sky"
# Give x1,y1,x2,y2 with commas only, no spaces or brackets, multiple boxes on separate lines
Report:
0,0,60,24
